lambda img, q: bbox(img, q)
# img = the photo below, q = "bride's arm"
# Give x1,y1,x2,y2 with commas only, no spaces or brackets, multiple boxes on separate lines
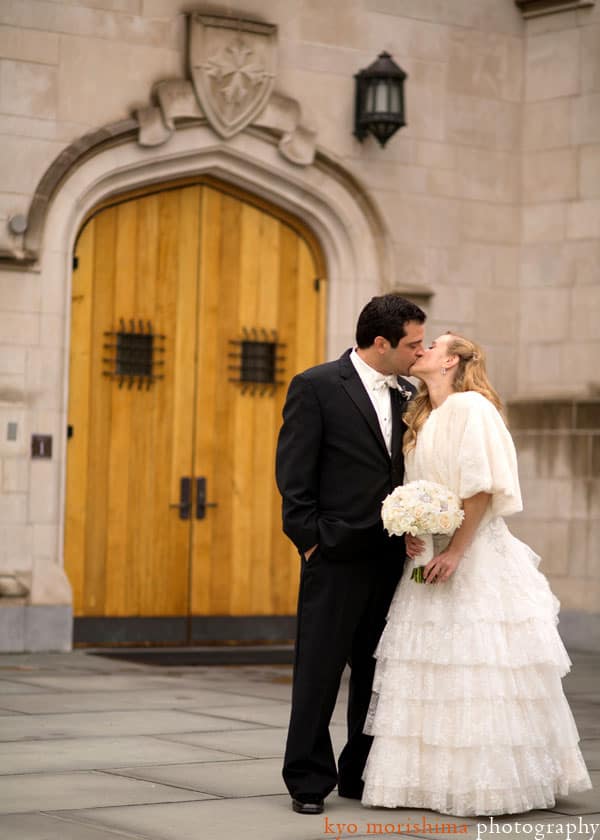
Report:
423,491,491,584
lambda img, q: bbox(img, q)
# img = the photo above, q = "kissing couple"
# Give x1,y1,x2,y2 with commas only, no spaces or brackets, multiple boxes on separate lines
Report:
275,293,591,818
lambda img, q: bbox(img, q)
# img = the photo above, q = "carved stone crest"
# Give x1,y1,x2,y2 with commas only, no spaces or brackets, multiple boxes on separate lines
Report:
189,14,277,139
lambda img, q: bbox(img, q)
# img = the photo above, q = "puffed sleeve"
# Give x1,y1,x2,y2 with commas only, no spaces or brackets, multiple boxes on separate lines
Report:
448,391,523,518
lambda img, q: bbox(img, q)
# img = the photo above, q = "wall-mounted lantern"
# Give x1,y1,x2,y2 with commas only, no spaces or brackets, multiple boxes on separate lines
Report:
354,52,407,147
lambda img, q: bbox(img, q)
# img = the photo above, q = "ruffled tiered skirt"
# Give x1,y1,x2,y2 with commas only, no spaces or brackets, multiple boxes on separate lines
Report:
361,517,592,816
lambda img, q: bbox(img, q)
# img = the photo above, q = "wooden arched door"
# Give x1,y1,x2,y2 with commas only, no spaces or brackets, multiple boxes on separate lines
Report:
65,178,326,644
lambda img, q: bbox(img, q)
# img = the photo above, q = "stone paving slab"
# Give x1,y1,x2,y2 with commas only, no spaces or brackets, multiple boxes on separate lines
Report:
0,651,147,668
0,734,250,775
548,771,599,814
109,756,284,797
570,713,600,740
195,682,297,703
0,687,283,714
0,708,260,741
0,679,50,694
581,739,600,771
0,812,148,840
157,722,348,759
0,673,218,693
57,796,485,840
563,671,600,695
191,701,344,728
0,651,595,840
5,808,600,840
171,676,295,702
156,726,289,758
0,769,213,815
175,670,348,701
572,695,600,706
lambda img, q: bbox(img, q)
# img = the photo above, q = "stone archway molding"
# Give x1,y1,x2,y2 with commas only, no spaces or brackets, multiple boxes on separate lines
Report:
138,81,316,166
39,123,393,341
9,119,393,308
3,117,138,265
1,100,316,267
0,9,320,267
42,123,393,596
4,116,395,640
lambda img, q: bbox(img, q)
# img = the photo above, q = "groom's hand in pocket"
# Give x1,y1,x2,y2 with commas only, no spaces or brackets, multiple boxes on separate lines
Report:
304,544,318,562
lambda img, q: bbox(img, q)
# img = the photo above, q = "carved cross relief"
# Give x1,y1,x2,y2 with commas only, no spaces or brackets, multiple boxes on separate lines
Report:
135,12,316,166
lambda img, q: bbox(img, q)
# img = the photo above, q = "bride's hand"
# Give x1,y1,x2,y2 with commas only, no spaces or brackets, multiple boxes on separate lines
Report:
423,549,461,584
405,534,425,559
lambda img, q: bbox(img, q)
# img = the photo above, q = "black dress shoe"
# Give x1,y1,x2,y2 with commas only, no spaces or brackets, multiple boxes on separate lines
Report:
292,797,325,814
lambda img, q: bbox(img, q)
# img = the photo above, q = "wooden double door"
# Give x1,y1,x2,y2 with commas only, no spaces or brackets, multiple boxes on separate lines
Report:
65,178,325,643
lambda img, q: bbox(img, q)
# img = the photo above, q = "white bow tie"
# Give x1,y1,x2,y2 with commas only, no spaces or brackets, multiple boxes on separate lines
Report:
373,375,400,391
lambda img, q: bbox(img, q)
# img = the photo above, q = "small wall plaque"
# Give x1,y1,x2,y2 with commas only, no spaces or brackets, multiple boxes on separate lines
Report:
31,434,52,459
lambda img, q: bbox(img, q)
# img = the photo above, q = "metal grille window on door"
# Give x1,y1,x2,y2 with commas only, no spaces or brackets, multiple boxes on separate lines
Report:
228,328,286,395
103,319,165,389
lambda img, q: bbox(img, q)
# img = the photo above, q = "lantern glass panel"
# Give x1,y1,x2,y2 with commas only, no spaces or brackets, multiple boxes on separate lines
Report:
367,83,376,113
375,80,388,113
390,82,401,113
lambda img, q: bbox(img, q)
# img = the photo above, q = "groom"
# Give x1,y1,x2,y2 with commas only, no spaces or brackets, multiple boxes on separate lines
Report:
276,293,426,814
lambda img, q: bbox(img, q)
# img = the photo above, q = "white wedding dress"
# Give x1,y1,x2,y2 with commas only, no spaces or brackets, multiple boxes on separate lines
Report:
361,391,591,816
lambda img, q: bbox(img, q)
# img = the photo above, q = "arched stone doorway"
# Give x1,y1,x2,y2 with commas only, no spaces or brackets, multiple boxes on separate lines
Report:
18,120,394,647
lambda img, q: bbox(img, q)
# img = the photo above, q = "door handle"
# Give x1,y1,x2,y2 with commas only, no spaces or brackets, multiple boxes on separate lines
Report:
196,477,218,520
169,477,191,520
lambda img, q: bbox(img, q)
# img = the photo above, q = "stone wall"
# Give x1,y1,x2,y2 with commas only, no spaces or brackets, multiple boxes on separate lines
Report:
0,0,598,649
520,6,600,396
509,398,600,650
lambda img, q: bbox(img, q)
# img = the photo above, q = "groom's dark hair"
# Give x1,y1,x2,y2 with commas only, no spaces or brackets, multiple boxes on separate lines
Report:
356,293,426,348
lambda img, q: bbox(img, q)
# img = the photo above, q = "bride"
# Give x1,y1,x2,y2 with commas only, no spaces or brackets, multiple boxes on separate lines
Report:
361,332,591,816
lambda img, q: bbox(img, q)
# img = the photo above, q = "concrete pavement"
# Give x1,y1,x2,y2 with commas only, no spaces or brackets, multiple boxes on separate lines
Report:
0,647,597,840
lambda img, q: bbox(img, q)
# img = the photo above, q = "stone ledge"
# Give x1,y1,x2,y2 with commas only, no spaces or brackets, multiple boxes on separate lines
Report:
516,0,595,17
508,398,600,430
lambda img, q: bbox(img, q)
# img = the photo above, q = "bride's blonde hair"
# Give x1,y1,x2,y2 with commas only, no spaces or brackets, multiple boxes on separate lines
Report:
403,332,503,453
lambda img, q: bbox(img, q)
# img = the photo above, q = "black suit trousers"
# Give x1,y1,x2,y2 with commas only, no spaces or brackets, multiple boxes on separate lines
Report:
282,535,404,800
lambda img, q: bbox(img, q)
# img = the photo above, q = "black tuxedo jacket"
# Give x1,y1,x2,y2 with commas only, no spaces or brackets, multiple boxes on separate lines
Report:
275,349,416,561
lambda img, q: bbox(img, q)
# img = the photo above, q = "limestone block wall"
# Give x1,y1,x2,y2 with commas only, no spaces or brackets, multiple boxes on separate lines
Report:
0,0,598,648
0,1,525,607
0,2,185,620
520,6,600,396
508,399,600,650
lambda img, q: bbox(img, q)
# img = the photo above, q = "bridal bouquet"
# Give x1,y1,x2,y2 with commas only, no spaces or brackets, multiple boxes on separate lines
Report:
381,480,464,583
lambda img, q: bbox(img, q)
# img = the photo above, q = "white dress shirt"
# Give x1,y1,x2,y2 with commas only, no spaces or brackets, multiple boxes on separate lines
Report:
350,348,395,455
